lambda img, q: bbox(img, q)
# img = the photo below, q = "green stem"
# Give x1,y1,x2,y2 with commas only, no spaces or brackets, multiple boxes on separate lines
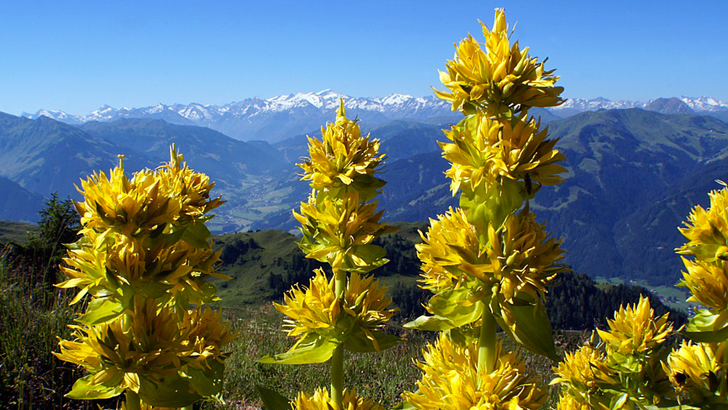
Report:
330,268,347,409
330,344,344,409
125,390,142,410
478,304,497,374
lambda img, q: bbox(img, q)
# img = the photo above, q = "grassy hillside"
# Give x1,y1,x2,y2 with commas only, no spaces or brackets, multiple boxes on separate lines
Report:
0,220,37,243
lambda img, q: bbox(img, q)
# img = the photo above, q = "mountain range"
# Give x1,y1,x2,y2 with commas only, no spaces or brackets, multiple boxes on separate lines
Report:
24,91,728,142
5,92,728,288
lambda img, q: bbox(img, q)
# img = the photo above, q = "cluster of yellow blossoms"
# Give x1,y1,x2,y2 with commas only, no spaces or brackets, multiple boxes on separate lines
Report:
553,182,728,409
55,146,232,408
669,182,728,407
435,10,563,117
404,336,546,410
404,8,565,410
261,101,398,409
553,297,676,409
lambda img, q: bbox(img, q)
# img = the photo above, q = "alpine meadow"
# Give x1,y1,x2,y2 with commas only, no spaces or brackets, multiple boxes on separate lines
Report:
3,6,728,410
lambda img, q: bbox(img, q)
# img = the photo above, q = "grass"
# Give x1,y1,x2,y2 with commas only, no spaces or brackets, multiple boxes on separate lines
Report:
0,247,96,409
0,221,38,243
200,305,582,409
0,251,582,410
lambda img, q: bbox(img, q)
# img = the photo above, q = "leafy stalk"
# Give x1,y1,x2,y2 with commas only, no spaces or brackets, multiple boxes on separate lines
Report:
331,269,347,409
477,305,496,374
125,388,141,410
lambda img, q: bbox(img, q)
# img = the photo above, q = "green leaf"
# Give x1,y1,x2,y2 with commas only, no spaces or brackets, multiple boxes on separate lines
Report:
65,374,124,400
460,178,529,233
427,287,485,327
76,298,125,326
258,334,339,365
495,299,558,361
184,360,225,399
403,314,455,331
256,385,292,410
344,329,404,353
684,309,728,342
393,398,417,410
182,221,212,249
138,373,201,408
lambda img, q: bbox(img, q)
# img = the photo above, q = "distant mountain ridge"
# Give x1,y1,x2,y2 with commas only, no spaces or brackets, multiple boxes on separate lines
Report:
552,96,728,116
25,91,728,142
25,90,461,142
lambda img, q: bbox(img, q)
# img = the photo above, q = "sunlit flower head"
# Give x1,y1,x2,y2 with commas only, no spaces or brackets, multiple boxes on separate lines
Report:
74,146,222,235
156,145,224,221
403,334,546,410
417,206,564,303
441,113,566,195
555,393,593,410
416,207,480,293
54,299,186,397
677,182,728,262
183,306,235,368
435,9,563,116
58,218,226,307
664,340,728,403
299,100,385,196
551,343,617,406
679,257,728,312
274,268,395,351
596,296,673,356
293,387,383,410
294,190,394,273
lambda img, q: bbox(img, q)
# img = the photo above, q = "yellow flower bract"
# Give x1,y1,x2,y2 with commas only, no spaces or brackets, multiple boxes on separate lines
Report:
552,344,617,397
664,340,728,401
403,335,546,410
275,268,395,350
299,101,385,193
294,191,394,272
417,206,564,302
293,387,383,410
57,146,227,307
442,113,566,195
54,299,232,394
596,296,673,356
435,9,563,116
677,183,728,262
679,257,728,312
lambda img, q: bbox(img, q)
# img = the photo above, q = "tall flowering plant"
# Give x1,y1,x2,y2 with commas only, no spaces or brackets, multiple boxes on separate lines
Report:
402,9,567,409
552,296,677,409
54,146,234,410
259,102,401,410
662,182,728,408
551,184,728,410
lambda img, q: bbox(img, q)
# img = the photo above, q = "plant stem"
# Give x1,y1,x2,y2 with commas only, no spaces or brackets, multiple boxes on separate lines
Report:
125,390,142,410
330,268,347,409
478,304,497,374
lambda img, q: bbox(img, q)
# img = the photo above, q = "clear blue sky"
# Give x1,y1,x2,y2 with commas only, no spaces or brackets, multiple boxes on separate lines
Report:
1,0,726,115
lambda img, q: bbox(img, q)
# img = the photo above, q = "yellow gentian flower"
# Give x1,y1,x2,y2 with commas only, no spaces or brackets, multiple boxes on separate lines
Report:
442,113,566,195
417,206,564,303
596,296,673,356
403,334,546,410
274,268,395,351
435,9,563,116
299,100,385,197
294,190,394,273
664,340,728,404
293,387,383,410
679,257,728,312
677,182,728,262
